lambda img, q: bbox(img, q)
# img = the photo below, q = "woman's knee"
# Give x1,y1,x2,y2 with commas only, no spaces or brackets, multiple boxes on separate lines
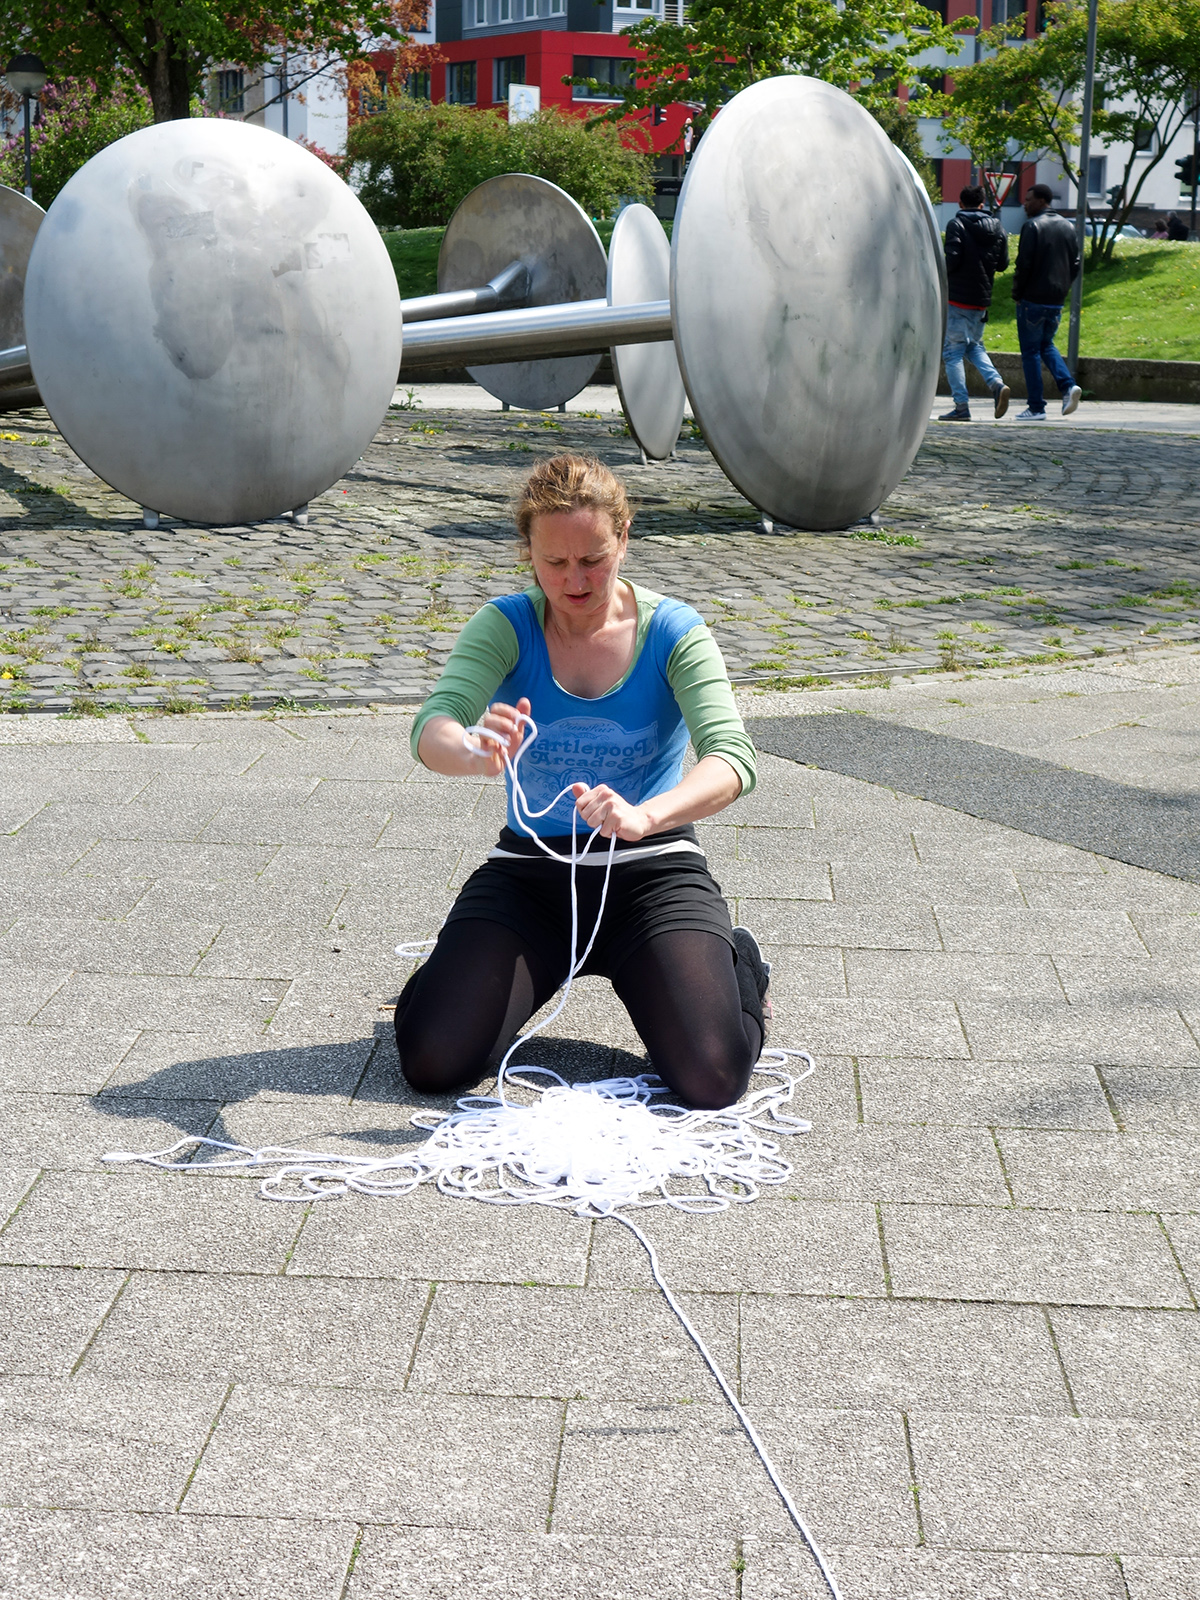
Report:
657,1031,754,1111
395,1011,481,1096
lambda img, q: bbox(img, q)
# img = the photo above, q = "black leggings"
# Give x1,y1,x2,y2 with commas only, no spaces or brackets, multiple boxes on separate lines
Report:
395,919,763,1110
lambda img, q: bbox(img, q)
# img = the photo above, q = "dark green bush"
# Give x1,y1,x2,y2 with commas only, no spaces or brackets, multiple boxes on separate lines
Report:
347,98,652,227
0,76,152,209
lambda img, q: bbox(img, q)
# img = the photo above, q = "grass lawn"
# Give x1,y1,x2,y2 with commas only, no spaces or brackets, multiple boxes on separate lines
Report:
984,239,1200,361
384,216,662,300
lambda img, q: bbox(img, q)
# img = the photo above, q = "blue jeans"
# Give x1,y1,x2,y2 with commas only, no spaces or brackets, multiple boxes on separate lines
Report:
942,305,1004,410
1016,301,1074,414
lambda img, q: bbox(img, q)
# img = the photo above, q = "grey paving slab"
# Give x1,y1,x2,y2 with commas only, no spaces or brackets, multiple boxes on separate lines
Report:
0,1266,124,1377
1052,953,1200,1007
778,1125,1008,1205
34,973,291,1032
0,872,152,921
103,1029,373,1100
858,1056,1117,1131
958,1001,1200,1066
348,1528,734,1600
737,900,943,951
755,945,849,1001
0,1508,356,1600
831,863,1025,906
998,1129,1200,1212
910,824,1106,872
739,1296,1070,1414
0,917,220,976
933,905,1147,956
127,877,349,929
705,858,833,900
63,839,278,881
1017,866,1200,911
185,1385,561,1526
0,1092,217,1169
0,1171,304,1272
740,1542,1127,1600
0,1376,225,1512
1049,1307,1200,1420
1131,911,1200,955
11,800,221,845
748,715,1200,883
911,1413,1200,1554
1103,1067,1200,1133
0,1024,138,1094
200,804,392,847
81,1271,429,1386
264,977,403,1044
0,967,70,1025
587,1195,884,1296
194,926,399,983
756,998,969,1059
1123,1556,1200,1600
882,1204,1193,1307
1162,1214,1200,1296
551,1400,913,1546
289,1183,591,1286
844,949,1064,1001
409,1284,739,1403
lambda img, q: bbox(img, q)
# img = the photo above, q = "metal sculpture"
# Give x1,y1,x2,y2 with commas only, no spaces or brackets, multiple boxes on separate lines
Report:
23,119,401,526
0,184,43,411
5,75,944,531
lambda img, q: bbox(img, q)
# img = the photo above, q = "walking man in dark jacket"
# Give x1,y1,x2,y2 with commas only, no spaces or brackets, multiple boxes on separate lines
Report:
1013,182,1083,420
940,184,1011,422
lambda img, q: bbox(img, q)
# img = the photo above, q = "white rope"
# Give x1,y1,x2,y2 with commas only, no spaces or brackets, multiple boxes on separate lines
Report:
102,711,844,1600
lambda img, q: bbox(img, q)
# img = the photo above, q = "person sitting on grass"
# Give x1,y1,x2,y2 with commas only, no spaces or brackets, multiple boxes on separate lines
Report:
394,453,770,1111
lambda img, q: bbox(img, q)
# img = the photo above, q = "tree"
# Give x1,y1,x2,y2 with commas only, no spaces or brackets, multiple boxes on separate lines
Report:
571,0,960,143
870,96,939,194
347,98,652,228
0,0,433,124
0,74,152,206
935,0,1200,261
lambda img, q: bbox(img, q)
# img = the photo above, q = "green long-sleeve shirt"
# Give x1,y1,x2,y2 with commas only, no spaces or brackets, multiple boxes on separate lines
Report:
411,581,757,797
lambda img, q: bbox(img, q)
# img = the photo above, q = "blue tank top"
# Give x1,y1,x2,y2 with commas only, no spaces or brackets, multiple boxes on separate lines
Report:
491,589,704,837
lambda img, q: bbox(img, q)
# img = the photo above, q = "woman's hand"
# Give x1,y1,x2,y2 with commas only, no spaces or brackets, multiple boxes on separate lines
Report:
571,782,651,841
463,697,532,776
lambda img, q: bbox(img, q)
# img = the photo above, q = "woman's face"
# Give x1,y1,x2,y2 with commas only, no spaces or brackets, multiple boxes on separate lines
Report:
528,507,629,625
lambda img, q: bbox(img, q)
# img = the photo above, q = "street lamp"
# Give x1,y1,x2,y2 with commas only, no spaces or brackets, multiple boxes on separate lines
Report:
4,52,48,201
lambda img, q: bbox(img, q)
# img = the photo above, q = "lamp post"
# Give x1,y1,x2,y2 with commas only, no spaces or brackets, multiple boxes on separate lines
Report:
1066,0,1098,370
4,53,47,201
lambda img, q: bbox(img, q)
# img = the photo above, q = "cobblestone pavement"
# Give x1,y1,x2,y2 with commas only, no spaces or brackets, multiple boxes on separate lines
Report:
1,402,1198,714
0,645,1198,1597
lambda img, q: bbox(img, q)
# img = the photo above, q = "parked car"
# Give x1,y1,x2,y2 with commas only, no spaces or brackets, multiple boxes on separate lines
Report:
1082,221,1145,237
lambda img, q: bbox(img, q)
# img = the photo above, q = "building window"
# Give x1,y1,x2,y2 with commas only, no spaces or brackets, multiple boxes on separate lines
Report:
1132,125,1156,156
447,61,477,104
214,69,244,113
993,0,1025,22
1087,154,1106,196
914,0,947,18
615,0,660,11
405,70,431,99
495,57,525,101
572,56,635,102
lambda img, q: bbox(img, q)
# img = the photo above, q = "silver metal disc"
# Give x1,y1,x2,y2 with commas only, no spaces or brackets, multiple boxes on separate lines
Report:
439,173,606,410
24,120,401,524
671,77,944,530
0,184,44,408
608,203,685,460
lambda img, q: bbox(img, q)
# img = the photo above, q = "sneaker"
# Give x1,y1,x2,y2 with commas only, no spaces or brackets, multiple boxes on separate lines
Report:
1016,408,1046,421
938,406,971,422
992,384,1010,419
1062,384,1082,417
732,926,773,1037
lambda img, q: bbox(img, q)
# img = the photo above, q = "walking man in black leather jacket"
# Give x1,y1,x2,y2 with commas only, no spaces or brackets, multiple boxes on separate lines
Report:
940,184,1011,422
1013,182,1083,420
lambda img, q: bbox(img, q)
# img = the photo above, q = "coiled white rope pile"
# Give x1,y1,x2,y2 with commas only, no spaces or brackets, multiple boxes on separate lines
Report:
104,714,844,1600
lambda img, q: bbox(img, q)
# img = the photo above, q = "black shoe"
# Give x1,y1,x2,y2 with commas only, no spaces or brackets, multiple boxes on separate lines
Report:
939,406,971,422
732,925,772,1042
992,384,1010,419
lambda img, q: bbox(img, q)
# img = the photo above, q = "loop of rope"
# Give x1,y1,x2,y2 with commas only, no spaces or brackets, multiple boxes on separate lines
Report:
103,707,844,1600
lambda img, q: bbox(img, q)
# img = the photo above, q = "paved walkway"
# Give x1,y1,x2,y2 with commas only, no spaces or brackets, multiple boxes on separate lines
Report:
0,636,1198,1597
2,401,1199,712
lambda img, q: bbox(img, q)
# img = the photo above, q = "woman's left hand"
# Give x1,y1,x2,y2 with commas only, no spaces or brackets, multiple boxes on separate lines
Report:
571,783,650,841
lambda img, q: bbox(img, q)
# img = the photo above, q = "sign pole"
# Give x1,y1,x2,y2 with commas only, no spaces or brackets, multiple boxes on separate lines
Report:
1067,0,1099,370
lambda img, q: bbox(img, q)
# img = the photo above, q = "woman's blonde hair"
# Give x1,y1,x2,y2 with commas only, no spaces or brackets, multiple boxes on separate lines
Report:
514,454,631,549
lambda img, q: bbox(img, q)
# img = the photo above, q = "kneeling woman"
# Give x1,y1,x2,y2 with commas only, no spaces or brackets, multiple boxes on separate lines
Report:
397,454,769,1110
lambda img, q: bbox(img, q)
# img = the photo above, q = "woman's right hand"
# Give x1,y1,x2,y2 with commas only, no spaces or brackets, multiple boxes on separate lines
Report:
465,697,532,775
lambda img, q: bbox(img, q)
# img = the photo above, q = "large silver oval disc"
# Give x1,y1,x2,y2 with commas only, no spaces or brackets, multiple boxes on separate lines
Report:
608,203,685,460
0,185,44,409
439,173,606,410
671,76,944,530
24,120,401,524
